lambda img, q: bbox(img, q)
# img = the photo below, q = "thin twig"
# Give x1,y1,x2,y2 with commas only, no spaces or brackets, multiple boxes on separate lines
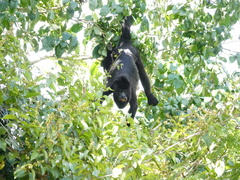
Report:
157,131,202,154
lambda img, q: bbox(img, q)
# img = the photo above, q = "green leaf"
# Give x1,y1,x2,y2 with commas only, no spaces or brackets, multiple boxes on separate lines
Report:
166,4,173,11
47,11,55,20
140,17,149,32
92,45,101,58
102,49,107,57
32,38,39,52
85,15,93,21
168,73,178,81
70,23,83,33
42,36,55,51
26,92,40,98
93,26,101,35
68,36,78,53
62,0,69,5
170,64,178,71
69,36,78,47
31,151,39,161
162,38,169,48
0,127,6,136
193,97,201,106
81,121,89,130
154,79,164,88
28,11,36,21
2,114,17,119
0,1,8,12
9,0,18,13
59,41,67,48
66,7,74,19
89,0,98,11
0,139,6,151
214,9,222,22
100,5,110,16
7,152,17,163
135,165,142,178
202,133,213,147
115,5,123,14
62,31,72,41
57,77,65,86
20,0,27,7
90,62,99,76
69,1,78,9
55,44,65,58
172,5,179,14
0,92,3,105
139,3,146,13
14,169,27,178
29,169,36,180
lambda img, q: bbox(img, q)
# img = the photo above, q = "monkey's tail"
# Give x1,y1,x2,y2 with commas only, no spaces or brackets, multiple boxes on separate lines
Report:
120,16,134,43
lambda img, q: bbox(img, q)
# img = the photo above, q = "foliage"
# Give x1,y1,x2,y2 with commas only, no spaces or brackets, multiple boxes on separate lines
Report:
0,0,240,179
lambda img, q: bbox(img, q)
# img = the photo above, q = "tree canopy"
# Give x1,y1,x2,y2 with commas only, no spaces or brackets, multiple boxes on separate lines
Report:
0,0,240,179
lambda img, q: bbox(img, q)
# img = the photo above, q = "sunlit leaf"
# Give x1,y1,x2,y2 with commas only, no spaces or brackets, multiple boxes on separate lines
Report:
194,85,203,95
90,61,99,76
26,92,40,98
112,167,122,178
215,160,225,177
81,121,89,130
2,114,17,119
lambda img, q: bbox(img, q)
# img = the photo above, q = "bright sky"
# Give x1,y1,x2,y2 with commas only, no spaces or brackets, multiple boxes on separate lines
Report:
221,23,240,73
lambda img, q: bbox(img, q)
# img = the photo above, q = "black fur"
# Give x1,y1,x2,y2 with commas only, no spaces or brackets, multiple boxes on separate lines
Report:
101,16,158,123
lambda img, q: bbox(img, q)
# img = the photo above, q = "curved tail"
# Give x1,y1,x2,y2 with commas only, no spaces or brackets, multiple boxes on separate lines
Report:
119,16,134,45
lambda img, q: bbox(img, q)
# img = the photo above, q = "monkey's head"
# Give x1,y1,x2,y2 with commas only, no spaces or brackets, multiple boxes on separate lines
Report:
112,76,131,109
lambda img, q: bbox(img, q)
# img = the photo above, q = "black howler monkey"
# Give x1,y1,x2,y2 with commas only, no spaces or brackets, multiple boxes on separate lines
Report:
101,16,158,124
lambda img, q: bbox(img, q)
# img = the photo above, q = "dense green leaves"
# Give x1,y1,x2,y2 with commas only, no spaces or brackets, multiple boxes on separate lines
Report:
0,0,240,179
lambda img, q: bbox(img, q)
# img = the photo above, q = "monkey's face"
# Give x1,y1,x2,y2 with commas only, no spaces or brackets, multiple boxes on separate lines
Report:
112,75,131,108
114,90,131,109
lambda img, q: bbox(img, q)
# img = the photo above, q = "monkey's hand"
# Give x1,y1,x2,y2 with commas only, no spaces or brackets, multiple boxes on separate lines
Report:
147,93,158,106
